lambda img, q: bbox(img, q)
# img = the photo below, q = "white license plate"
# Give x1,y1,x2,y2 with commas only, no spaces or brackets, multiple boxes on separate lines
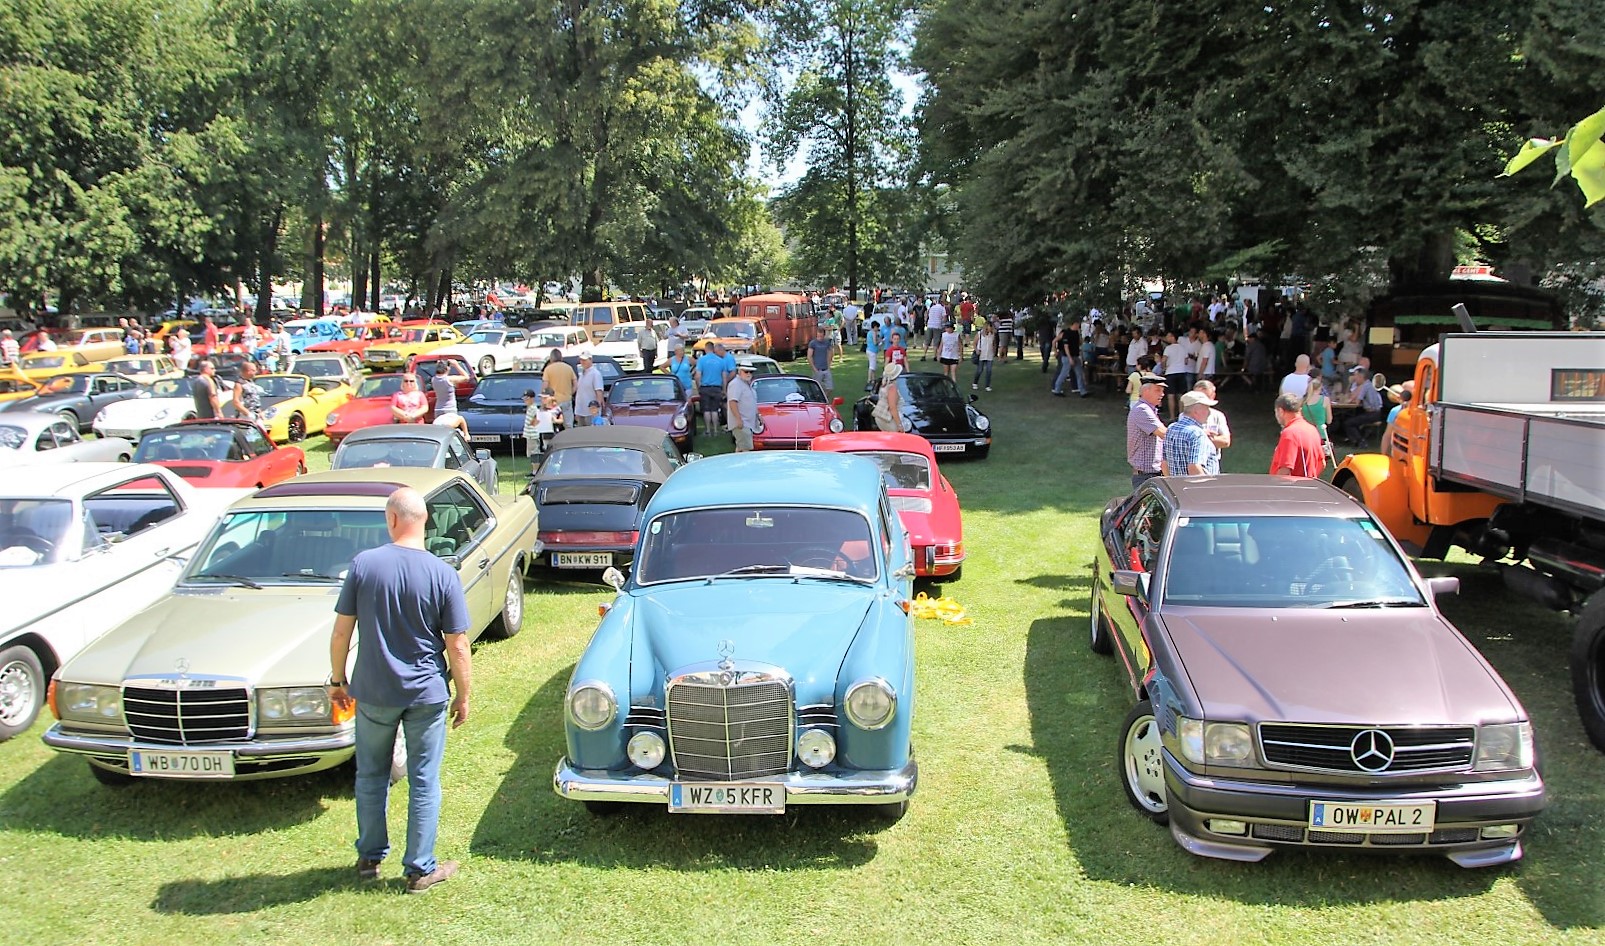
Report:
469,434,501,443
128,749,235,779
553,552,612,568
669,782,785,814
933,443,966,453
1309,800,1436,833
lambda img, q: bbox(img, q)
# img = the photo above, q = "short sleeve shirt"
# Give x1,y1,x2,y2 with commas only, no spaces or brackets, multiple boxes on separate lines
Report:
695,352,729,387
542,360,577,403
335,543,471,707
1126,401,1165,473
1270,418,1327,478
807,337,834,371
1163,415,1216,475
391,389,427,421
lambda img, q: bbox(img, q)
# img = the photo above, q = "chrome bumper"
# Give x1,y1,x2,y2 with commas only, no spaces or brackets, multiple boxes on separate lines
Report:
553,757,918,806
43,725,354,758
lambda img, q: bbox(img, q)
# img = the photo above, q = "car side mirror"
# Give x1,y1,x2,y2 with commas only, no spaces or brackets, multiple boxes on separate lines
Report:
832,397,844,407
969,393,979,403
892,562,917,581
475,449,491,461
683,452,703,463
1427,576,1460,597
602,566,626,591
1111,569,1148,599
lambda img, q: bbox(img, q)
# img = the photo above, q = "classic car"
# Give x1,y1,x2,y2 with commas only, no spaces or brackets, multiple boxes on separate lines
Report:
552,452,918,819
363,322,466,371
692,317,769,357
304,319,399,358
254,373,354,443
852,371,991,460
461,371,546,451
17,350,97,378
0,412,132,464
101,355,183,385
408,353,480,402
93,378,224,441
0,371,147,431
812,431,965,580
0,369,42,405
323,374,430,444
591,322,669,372
286,353,365,391
732,353,782,377
1088,474,1546,867
606,374,694,452
677,307,716,337
42,467,539,783
0,463,244,740
56,327,126,364
516,325,592,371
189,351,253,385
280,318,348,354
331,425,499,495
566,353,625,393
528,425,689,571
134,419,306,488
750,375,844,450
433,326,530,376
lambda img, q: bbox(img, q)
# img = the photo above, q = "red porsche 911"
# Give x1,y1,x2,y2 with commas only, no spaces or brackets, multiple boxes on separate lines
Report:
811,431,965,580
134,418,305,488
751,375,844,450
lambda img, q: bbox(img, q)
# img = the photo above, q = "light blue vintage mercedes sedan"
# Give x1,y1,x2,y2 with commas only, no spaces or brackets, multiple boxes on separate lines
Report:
553,451,919,820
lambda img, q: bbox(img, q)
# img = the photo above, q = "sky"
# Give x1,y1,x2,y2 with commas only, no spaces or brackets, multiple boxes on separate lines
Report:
742,71,925,192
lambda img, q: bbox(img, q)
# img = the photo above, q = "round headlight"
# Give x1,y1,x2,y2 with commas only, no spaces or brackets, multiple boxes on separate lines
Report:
844,678,896,731
797,729,836,768
672,415,687,430
326,411,341,425
627,731,666,769
568,681,617,731
829,417,844,433
264,407,279,419
974,414,991,432
94,409,107,424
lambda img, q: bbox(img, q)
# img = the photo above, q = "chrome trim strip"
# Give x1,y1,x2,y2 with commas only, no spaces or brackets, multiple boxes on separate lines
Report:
552,756,918,805
43,724,353,756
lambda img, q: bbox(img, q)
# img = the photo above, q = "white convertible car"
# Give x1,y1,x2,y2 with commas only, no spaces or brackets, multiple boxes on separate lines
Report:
0,464,245,740
0,412,133,465
92,377,218,441
433,326,531,376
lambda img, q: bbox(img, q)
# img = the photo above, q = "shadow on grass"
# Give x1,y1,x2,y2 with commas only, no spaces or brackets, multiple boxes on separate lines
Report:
0,754,348,840
151,866,383,915
468,664,880,871
1021,613,1517,909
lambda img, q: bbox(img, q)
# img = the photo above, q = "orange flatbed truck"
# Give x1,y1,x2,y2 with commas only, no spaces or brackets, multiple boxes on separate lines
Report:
1334,330,1605,751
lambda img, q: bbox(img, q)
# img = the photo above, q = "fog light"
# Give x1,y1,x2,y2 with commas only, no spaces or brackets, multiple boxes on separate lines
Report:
796,729,836,768
1207,819,1247,836
626,731,665,770
1481,824,1520,840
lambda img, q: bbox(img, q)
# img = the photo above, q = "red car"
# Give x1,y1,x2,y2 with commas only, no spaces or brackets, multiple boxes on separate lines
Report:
749,375,844,450
132,418,306,488
407,353,479,402
812,431,966,580
323,373,436,445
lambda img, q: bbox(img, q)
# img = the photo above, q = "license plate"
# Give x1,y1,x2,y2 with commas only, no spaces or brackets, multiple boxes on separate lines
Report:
1309,800,1436,833
553,552,612,567
933,443,966,453
669,782,785,814
469,434,500,443
129,749,235,779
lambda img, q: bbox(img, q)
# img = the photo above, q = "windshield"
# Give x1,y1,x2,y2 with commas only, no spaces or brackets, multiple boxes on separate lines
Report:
531,330,571,347
136,428,236,462
467,331,507,345
333,438,439,469
186,508,388,583
1160,515,1426,608
473,376,539,401
25,355,75,370
849,451,932,491
609,377,681,404
0,425,30,450
111,359,158,374
38,375,88,395
356,376,404,398
0,379,34,395
754,377,825,405
636,506,877,583
902,374,962,402
257,376,307,399
149,379,187,398
541,446,652,476
0,498,76,566
712,322,757,339
292,359,343,378
602,325,640,343
60,330,96,345
401,329,428,342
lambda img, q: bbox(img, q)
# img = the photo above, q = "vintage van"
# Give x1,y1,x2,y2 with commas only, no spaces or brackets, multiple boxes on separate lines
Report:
572,301,649,343
736,292,818,361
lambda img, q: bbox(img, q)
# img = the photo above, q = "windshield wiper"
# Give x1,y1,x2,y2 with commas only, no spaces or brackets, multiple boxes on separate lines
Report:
279,571,344,582
706,564,791,583
787,566,872,584
1321,598,1424,609
189,574,263,589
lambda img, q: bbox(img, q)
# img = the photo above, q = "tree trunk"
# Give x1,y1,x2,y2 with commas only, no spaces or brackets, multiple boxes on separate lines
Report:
369,250,380,311
844,20,858,302
347,146,365,313
308,211,325,317
256,207,280,326
1387,230,1457,288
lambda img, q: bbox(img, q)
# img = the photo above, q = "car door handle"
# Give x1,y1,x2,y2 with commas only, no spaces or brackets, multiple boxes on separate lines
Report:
153,547,170,557
476,558,489,570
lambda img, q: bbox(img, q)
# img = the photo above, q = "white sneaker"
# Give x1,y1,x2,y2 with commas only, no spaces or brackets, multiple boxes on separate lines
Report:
971,383,978,390
985,387,992,392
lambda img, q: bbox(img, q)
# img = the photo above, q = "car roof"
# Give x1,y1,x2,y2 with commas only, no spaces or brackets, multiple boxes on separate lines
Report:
650,452,883,516
240,467,464,511
548,425,672,450
339,425,454,446
1150,474,1362,518
0,462,180,496
0,411,70,433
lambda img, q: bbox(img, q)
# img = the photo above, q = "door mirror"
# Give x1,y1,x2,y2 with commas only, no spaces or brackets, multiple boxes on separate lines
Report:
683,452,704,463
475,449,491,461
832,397,844,407
1111,569,1147,599
1426,576,1460,597
602,566,626,591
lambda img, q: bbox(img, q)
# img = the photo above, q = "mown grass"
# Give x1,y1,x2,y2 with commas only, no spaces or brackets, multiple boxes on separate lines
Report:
0,349,1600,945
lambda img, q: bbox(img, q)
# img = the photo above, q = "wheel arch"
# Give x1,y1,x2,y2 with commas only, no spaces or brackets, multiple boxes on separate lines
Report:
3,632,61,682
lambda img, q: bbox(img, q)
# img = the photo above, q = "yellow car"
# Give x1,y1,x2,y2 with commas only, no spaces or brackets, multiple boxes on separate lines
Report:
17,350,100,378
0,367,42,403
253,373,354,443
362,323,465,371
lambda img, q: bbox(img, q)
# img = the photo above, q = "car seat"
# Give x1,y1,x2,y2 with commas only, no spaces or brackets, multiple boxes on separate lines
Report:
274,512,356,576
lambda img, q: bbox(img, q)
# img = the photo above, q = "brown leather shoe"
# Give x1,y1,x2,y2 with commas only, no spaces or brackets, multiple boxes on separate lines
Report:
356,858,381,882
405,860,459,894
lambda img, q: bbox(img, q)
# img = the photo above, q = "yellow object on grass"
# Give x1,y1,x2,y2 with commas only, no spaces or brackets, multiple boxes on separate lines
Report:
910,591,972,626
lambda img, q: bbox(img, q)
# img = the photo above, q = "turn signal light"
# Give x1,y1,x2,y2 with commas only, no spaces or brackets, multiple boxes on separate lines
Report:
897,599,910,614
46,679,58,720
332,695,356,725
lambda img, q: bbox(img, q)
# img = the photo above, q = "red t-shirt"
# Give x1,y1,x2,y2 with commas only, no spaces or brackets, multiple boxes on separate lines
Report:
1270,417,1326,477
887,344,907,368
958,300,976,325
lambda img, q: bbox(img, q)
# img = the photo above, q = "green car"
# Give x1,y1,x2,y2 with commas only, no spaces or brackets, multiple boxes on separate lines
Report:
42,467,538,784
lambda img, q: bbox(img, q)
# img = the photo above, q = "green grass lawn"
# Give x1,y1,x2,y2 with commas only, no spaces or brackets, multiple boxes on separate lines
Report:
2,350,1600,944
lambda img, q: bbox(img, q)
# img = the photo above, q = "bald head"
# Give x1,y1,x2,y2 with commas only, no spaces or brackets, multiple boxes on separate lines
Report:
385,486,429,544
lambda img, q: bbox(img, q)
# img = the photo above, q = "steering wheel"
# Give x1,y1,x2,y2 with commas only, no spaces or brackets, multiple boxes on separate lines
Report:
789,545,851,572
0,531,54,556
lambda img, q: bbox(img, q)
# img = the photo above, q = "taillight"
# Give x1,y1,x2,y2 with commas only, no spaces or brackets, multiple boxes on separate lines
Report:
538,531,638,546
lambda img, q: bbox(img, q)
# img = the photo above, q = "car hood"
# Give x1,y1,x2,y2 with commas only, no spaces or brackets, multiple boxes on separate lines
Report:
908,400,971,435
758,403,834,438
100,396,193,420
1159,607,1521,724
58,587,342,688
630,581,872,698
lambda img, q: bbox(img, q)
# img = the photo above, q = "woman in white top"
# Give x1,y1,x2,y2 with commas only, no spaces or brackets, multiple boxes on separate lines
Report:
972,322,997,391
937,324,964,382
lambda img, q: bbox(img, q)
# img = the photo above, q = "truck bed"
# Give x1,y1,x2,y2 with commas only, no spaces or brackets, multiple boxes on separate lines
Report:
1434,402,1605,518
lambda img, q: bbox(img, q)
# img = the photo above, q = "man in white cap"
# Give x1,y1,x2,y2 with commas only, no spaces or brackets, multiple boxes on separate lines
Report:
573,352,606,426
1162,389,1220,476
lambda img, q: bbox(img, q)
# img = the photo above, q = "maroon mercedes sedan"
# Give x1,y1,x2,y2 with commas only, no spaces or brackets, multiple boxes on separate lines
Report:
1088,474,1544,867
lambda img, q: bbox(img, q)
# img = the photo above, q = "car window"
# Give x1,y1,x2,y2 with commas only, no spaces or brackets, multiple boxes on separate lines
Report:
334,439,438,469
662,436,681,469
240,425,274,456
445,435,472,470
425,483,491,559
853,451,932,491
52,422,81,447
83,473,184,540
753,377,825,405
187,509,385,582
1121,494,1168,573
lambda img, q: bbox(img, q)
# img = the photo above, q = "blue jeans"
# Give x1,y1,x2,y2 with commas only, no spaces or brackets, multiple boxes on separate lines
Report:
972,359,993,387
1053,357,1071,392
355,700,448,876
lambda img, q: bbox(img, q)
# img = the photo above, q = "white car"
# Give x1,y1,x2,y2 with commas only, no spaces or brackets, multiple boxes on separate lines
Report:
92,378,206,441
516,326,592,370
677,307,716,338
101,354,184,385
433,327,530,376
0,463,246,739
591,321,669,371
0,413,133,465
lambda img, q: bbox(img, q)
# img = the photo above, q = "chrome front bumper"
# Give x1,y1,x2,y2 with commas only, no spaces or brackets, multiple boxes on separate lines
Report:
43,725,355,779
553,757,918,806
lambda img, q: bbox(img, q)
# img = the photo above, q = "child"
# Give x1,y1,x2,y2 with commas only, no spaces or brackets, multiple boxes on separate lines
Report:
523,390,560,470
885,327,907,371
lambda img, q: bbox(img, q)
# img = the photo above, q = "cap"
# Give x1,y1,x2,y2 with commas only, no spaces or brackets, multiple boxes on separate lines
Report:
1349,365,1366,375
579,351,593,360
523,389,537,398
1140,373,1167,386
1180,390,1217,409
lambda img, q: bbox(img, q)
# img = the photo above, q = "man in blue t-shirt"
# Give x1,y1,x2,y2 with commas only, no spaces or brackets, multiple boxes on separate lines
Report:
330,487,471,894
865,320,883,392
694,342,734,436
663,348,695,393
806,325,835,399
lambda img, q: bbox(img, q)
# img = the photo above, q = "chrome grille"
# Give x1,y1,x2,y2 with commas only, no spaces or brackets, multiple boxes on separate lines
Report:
667,674,792,779
123,685,250,745
1259,724,1475,774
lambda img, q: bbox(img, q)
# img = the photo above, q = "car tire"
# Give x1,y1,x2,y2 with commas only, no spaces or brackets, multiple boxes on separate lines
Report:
1089,574,1113,655
88,761,135,787
478,356,495,376
1337,475,1365,507
286,414,306,442
1571,592,1605,753
0,644,45,741
491,559,526,639
58,409,77,430
1119,699,1169,824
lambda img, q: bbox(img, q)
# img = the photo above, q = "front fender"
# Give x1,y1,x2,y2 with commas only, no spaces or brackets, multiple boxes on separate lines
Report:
835,592,915,771
1332,452,1428,546
564,602,635,770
